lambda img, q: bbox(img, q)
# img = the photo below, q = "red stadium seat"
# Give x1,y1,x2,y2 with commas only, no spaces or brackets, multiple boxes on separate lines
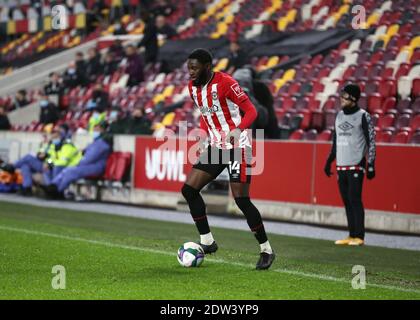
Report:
382,97,397,112
391,131,409,144
412,78,420,98
410,114,420,131
376,130,393,143
367,93,383,113
289,129,304,140
317,129,332,141
377,114,395,129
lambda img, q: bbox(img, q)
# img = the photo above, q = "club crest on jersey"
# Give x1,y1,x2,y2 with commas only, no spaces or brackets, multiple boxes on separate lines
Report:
212,92,218,100
231,83,245,98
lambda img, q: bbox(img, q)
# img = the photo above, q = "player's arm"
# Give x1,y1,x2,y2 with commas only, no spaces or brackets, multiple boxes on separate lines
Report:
362,112,376,179
324,131,336,177
224,80,257,144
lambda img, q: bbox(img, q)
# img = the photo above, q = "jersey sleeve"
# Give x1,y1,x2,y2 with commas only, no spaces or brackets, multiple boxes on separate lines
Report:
224,77,257,130
362,112,376,165
224,77,249,105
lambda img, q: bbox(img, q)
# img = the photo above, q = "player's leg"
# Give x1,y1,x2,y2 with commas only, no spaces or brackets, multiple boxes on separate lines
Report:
347,171,365,245
182,166,224,254
230,182,275,269
336,170,355,244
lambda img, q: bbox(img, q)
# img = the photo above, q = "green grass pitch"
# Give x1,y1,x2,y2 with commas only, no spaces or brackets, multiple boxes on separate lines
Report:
0,200,419,299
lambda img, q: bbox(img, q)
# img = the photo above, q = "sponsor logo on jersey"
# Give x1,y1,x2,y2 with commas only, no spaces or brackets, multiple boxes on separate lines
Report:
231,83,245,98
338,121,354,131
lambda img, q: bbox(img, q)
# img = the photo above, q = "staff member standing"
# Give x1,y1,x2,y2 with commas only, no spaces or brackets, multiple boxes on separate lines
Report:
324,84,376,246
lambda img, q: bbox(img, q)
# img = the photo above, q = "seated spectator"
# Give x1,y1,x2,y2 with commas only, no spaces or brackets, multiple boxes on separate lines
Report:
44,121,112,199
44,72,65,106
86,47,102,83
39,93,60,125
125,44,144,87
227,41,249,75
120,104,153,135
108,106,125,134
109,39,124,62
43,124,82,186
63,60,86,88
74,51,88,86
0,106,11,130
12,134,54,196
156,14,177,40
86,83,109,112
12,89,30,110
103,52,118,76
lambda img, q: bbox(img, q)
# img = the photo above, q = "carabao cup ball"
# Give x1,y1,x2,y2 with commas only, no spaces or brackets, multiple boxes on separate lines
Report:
177,242,205,267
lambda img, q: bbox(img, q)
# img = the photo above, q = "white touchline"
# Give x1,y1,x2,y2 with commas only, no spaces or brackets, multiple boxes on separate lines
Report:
1,224,419,295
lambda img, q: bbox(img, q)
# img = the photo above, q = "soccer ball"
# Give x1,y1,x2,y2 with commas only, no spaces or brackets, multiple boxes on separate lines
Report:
177,242,205,267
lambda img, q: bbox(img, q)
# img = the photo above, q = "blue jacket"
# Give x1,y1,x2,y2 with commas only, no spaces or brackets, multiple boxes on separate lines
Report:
79,137,111,169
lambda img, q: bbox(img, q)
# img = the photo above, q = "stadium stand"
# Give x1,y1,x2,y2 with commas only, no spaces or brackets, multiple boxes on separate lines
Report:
0,0,419,146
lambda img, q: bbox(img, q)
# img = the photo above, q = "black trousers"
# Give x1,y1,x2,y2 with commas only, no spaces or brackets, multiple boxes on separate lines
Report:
337,170,365,239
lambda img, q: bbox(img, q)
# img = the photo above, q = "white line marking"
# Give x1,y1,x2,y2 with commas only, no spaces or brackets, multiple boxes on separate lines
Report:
1,225,419,295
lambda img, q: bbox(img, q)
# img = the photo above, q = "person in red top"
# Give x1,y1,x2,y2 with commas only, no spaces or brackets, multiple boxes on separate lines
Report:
182,48,275,270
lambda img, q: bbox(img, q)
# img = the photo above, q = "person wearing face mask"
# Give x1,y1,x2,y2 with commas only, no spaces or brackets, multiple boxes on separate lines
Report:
42,124,82,186
39,93,60,125
12,133,56,196
119,104,153,135
44,121,112,199
108,106,125,134
324,84,376,247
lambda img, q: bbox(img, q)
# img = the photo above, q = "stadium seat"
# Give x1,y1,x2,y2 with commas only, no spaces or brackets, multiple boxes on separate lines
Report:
289,129,304,140
376,130,393,143
392,131,409,144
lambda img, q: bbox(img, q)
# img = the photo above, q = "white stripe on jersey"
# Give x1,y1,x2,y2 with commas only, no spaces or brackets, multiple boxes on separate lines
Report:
226,99,242,127
200,84,222,145
211,83,232,148
192,86,216,144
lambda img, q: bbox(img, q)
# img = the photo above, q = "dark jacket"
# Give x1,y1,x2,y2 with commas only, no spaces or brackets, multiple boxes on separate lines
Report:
39,103,60,125
86,54,102,81
120,116,153,135
227,49,248,71
103,60,118,76
44,81,64,96
137,20,158,64
0,115,11,130
126,54,144,86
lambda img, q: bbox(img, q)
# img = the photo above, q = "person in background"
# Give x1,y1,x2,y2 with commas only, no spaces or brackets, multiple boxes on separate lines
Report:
226,41,248,75
120,104,153,135
156,14,177,40
85,47,102,83
39,93,60,125
0,105,11,130
86,83,109,112
102,51,118,76
125,44,144,87
13,133,54,196
44,72,65,107
108,106,126,134
44,121,112,199
12,89,30,110
75,51,88,86
87,105,107,133
137,10,158,65
109,39,125,62
324,84,376,246
42,124,82,186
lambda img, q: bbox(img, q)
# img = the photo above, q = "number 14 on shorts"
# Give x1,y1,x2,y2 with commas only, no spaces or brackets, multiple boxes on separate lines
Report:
228,161,240,174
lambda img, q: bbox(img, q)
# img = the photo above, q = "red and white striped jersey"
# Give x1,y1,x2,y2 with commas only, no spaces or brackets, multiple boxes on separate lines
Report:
188,71,252,149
